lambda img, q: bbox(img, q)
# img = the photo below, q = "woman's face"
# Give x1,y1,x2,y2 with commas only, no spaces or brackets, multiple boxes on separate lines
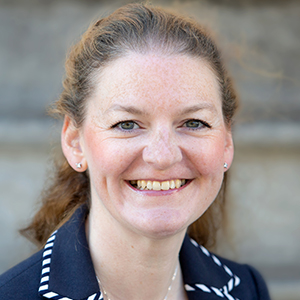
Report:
74,53,233,239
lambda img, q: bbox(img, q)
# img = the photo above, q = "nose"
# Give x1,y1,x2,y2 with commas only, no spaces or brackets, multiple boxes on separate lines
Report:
142,126,183,170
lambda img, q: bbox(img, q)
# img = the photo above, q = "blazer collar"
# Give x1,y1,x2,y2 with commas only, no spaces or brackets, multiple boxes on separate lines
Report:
38,205,101,300
180,235,241,299
38,206,240,300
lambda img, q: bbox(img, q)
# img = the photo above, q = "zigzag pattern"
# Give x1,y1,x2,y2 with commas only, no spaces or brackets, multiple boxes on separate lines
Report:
38,231,103,300
185,239,241,300
38,232,240,300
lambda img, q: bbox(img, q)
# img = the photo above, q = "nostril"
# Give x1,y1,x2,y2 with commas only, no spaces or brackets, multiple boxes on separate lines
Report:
142,129,182,169
142,145,182,170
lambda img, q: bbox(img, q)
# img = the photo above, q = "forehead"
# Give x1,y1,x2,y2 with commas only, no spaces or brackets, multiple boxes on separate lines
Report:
89,52,221,114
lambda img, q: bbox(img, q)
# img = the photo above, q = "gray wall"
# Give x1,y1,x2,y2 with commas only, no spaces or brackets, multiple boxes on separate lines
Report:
1,1,299,299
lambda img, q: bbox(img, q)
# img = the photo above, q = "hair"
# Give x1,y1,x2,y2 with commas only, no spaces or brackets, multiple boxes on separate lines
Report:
21,3,238,248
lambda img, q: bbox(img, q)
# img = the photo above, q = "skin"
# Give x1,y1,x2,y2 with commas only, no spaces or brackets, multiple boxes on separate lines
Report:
62,52,234,300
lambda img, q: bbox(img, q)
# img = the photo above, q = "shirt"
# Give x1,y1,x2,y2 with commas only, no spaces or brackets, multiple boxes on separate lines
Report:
0,205,271,299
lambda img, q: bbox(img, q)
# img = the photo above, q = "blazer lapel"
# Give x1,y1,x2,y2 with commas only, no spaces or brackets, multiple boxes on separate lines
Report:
180,236,241,300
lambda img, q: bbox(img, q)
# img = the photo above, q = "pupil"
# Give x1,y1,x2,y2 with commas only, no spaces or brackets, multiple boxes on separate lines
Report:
187,120,199,128
121,122,134,129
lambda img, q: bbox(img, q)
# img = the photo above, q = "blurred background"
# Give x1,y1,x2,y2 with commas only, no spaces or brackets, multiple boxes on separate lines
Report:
0,0,299,299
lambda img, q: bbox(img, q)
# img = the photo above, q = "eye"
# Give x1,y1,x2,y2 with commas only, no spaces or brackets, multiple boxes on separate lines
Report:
184,119,209,129
185,120,201,128
114,121,139,131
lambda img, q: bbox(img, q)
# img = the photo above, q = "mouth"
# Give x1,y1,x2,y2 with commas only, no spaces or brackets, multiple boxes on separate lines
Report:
129,179,189,191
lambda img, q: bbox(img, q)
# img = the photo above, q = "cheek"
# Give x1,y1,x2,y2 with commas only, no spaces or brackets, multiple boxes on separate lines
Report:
189,136,226,175
83,128,139,177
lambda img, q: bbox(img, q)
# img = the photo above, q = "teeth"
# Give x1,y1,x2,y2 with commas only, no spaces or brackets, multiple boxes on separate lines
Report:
170,180,176,189
153,181,160,190
131,179,187,191
141,180,146,189
161,181,169,190
147,181,152,190
175,179,181,189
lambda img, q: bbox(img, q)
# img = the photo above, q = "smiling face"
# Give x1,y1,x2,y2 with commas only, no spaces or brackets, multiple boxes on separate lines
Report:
62,52,234,239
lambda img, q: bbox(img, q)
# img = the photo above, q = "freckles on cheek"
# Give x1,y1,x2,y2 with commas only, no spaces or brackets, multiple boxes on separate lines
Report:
83,128,111,172
83,127,136,175
194,140,225,175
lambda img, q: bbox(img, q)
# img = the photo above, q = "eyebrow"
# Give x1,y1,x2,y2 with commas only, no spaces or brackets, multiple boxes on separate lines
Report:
104,104,147,116
180,103,217,115
104,103,217,116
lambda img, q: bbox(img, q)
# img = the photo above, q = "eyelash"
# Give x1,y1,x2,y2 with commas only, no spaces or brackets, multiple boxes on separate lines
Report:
111,119,211,132
111,120,140,131
183,119,211,130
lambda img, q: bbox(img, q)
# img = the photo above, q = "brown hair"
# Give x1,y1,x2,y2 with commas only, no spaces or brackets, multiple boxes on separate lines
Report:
22,3,238,248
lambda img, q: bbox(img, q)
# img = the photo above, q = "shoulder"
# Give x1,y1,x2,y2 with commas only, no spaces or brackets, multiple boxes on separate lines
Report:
180,236,271,300
0,250,43,300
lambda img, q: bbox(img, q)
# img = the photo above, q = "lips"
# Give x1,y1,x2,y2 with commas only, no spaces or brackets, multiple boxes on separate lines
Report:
129,179,187,191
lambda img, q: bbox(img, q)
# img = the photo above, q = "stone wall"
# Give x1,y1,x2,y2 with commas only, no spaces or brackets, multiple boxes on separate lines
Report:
0,1,299,299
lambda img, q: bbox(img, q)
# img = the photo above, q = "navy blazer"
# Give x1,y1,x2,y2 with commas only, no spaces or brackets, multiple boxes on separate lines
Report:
0,206,270,299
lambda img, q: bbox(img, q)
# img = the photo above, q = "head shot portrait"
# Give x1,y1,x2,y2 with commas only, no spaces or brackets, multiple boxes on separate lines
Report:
0,1,299,300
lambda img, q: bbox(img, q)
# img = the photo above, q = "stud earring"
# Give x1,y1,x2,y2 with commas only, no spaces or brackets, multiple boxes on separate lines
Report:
76,162,82,169
224,162,228,169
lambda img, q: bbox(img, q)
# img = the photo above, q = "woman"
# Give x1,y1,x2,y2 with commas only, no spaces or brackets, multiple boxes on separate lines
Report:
0,3,270,300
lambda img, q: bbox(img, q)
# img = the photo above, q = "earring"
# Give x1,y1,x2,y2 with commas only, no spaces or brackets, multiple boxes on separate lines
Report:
224,162,228,169
76,162,82,169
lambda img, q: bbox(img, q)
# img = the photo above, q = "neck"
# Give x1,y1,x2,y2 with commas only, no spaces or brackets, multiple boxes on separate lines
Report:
86,207,187,300
97,262,179,300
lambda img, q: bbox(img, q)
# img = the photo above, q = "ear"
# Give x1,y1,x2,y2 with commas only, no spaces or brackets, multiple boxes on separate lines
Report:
61,116,87,172
224,129,234,171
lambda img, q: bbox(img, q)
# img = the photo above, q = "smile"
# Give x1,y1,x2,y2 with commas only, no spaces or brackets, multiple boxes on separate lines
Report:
129,179,187,191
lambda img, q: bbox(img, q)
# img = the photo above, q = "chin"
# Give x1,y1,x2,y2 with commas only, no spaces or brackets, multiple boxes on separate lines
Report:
127,211,191,240
136,226,186,240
